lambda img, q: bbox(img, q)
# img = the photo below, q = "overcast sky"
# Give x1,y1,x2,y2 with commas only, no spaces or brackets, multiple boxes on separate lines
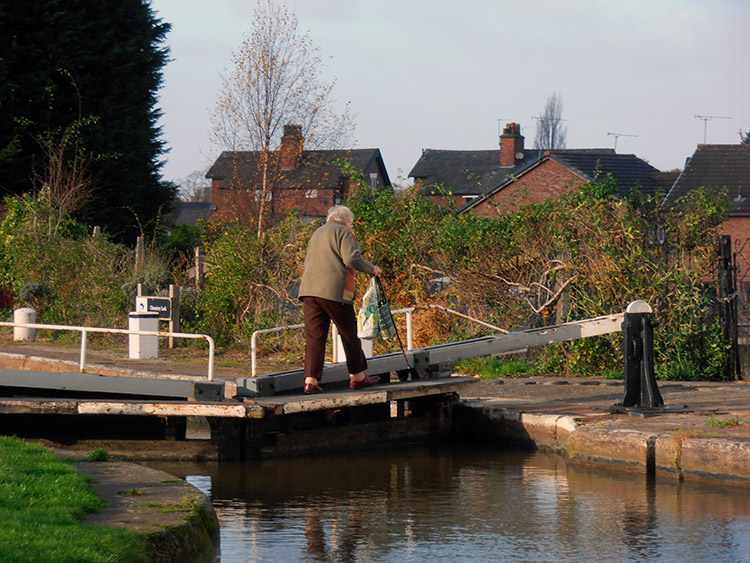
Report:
150,0,748,187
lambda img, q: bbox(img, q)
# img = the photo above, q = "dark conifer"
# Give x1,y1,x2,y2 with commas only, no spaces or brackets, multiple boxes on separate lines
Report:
0,0,176,242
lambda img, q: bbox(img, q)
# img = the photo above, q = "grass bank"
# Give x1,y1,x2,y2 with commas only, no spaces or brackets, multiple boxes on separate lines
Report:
0,436,148,562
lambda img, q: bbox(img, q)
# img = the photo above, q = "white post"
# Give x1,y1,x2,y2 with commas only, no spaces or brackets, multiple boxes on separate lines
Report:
251,331,258,377
128,312,159,359
13,308,36,342
405,310,413,350
79,330,88,372
331,325,339,363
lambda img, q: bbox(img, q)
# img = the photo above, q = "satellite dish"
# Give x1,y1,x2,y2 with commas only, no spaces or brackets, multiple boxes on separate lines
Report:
515,152,524,160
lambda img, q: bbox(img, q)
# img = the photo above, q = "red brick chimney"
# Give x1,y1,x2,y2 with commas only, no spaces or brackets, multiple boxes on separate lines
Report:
500,122,524,166
280,124,303,169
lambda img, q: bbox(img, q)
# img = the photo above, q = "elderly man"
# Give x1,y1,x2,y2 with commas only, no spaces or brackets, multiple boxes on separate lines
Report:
298,205,382,394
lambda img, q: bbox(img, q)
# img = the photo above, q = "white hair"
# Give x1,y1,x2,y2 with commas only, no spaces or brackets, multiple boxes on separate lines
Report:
326,205,354,224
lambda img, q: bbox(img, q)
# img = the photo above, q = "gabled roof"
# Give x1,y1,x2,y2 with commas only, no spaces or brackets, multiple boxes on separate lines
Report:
549,151,668,197
409,147,665,199
409,149,532,196
661,144,750,213
460,150,670,213
206,148,390,189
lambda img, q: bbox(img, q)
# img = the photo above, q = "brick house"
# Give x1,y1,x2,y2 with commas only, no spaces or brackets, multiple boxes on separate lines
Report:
206,124,391,223
462,148,675,217
662,144,750,247
410,123,535,208
410,122,674,216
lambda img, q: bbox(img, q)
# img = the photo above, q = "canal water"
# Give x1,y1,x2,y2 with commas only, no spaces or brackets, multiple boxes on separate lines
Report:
148,445,750,562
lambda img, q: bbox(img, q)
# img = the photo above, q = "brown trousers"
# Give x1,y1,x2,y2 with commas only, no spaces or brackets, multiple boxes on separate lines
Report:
302,296,368,381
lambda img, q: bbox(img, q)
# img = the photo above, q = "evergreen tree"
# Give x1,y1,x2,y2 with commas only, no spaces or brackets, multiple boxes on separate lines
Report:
0,0,176,242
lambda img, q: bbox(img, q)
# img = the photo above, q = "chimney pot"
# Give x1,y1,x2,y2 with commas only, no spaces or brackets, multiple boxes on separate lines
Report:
500,122,524,166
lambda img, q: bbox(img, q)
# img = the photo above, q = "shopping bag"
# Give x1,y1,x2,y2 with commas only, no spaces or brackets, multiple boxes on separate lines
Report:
374,280,396,339
357,277,379,339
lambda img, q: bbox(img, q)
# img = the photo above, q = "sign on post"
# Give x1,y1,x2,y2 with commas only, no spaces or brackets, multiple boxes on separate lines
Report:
135,296,171,319
134,286,180,349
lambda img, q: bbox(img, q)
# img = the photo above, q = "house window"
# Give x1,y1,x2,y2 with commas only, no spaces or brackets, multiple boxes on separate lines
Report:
370,173,378,190
305,189,318,199
254,190,272,202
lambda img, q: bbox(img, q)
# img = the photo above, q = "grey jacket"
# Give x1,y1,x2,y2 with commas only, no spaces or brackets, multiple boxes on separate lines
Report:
298,220,376,304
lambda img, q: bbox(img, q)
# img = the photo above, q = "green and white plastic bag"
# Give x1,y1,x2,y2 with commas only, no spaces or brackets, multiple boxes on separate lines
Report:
357,277,397,340
357,277,379,339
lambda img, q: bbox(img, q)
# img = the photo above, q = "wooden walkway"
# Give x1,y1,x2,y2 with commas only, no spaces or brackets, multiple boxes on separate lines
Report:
0,376,475,418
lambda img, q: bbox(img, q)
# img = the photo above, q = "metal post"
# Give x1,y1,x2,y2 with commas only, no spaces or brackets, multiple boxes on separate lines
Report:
405,310,413,350
616,301,663,411
206,335,215,381
718,235,741,380
639,314,663,408
80,329,88,372
251,331,259,377
621,312,642,407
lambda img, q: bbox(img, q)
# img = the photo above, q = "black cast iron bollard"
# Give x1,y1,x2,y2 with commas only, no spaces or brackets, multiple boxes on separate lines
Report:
619,301,664,410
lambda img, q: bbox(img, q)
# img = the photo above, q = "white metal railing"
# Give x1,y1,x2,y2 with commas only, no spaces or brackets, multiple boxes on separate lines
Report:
0,321,216,380
250,305,506,376
250,323,304,378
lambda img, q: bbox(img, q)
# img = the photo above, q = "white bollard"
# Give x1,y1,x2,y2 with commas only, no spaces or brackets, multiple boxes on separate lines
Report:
13,308,36,342
128,311,159,359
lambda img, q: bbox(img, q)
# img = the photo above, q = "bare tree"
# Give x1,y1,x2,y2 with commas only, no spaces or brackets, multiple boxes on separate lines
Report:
533,92,567,151
33,123,93,226
178,169,212,202
210,0,355,235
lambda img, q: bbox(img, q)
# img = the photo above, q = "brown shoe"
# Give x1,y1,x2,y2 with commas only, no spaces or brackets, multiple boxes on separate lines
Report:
304,383,323,394
349,375,380,390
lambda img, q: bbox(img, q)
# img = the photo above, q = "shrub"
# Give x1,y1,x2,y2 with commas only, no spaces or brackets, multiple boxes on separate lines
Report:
0,192,131,327
347,178,729,380
191,213,314,345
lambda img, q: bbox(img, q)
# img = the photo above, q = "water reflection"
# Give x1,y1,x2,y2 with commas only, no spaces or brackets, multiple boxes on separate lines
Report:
147,446,750,562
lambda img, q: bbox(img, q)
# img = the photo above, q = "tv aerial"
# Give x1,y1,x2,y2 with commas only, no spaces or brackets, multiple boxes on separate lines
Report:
607,132,637,152
695,115,731,143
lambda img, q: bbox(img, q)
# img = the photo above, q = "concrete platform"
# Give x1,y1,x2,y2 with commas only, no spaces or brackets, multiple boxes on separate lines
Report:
460,377,750,484
74,461,220,561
